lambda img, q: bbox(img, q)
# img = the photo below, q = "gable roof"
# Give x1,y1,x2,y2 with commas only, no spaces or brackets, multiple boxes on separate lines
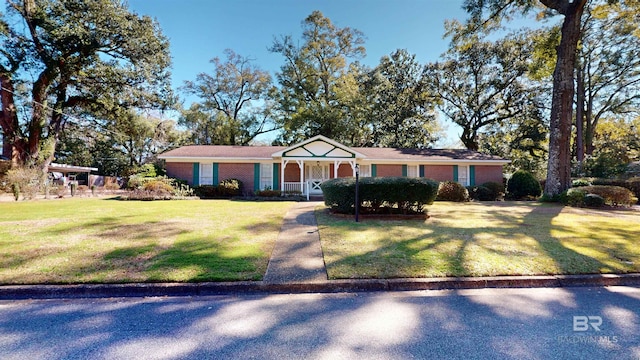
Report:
271,135,366,159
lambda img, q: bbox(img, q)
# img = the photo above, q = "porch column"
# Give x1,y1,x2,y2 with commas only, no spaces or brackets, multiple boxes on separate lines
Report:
281,159,288,194
334,160,342,178
296,160,304,194
350,160,357,176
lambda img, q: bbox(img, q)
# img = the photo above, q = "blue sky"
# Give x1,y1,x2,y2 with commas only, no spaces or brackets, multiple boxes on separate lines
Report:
125,0,479,145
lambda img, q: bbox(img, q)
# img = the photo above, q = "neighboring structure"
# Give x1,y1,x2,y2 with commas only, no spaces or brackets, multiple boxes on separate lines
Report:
158,135,509,197
48,163,98,187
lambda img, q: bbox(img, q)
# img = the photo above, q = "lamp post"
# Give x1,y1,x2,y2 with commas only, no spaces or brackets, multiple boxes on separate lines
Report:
355,164,360,222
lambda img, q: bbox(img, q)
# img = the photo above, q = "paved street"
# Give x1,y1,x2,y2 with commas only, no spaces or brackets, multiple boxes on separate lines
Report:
1,286,639,359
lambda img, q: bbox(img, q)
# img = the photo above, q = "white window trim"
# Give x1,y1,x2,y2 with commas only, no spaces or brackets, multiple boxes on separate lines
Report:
200,163,213,185
407,164,419,178
260,163,273,190
458,165,469,186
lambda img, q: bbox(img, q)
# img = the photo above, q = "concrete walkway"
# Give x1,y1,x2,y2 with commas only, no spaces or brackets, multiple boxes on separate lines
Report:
263,201,327,283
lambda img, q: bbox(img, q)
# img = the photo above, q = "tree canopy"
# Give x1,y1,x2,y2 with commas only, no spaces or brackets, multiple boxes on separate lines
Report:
0,0,173,169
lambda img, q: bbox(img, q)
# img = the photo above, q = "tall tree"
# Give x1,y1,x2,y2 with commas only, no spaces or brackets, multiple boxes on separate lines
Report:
0,0,172,169
575,3,640,163
182,49,277,145
463,0,588,196
269,10,366,145
425,30,534,151
364,49,439,148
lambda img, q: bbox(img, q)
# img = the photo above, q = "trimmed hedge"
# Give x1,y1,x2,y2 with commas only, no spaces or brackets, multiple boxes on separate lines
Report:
193,178,243,199
437,181,469,202
507,170,542,200
321,176,439,214
579,185,637,207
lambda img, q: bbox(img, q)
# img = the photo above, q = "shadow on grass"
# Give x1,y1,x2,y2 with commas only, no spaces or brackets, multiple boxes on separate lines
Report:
319,202,639,279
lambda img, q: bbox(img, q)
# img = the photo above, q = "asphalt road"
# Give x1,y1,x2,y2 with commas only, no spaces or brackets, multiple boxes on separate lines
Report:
1,286,638,360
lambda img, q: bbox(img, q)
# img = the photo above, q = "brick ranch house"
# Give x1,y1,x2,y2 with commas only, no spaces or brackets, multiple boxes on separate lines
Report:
158,135,509,197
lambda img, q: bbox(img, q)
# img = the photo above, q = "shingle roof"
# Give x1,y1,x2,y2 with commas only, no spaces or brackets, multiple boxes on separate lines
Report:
160,144,508,162
354,147,506,161
160,145,285,159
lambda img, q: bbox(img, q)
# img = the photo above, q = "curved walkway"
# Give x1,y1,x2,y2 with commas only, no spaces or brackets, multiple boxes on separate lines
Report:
264,201,327,283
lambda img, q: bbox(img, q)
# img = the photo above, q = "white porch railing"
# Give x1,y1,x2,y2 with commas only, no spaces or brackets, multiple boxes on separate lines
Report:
283,182,305,195
284,181,324,200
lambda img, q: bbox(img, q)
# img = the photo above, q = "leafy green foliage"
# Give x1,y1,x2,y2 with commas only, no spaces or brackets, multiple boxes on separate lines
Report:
436,181,469,202
584,194,605,208
425,30,538,151
506,170,542,200
1,0,173,167
468,185,496,201
361,49,440,148
321,177,439,214
565,188,586,207
571,179,591,187
269,10,367,145
181,49,278,145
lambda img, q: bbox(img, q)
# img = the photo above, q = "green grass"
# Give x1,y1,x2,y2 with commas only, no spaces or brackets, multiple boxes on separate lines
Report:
317,201,640,279
0,198,294,284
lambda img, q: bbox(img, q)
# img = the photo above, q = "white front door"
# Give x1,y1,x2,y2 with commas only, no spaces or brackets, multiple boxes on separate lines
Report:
307,164,327,194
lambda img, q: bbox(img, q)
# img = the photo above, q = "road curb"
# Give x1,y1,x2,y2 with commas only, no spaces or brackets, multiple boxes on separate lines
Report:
1,273,639,300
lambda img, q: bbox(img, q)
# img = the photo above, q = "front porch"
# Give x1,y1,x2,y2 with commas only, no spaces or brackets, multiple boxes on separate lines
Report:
273,135,365,199
281,159,358,199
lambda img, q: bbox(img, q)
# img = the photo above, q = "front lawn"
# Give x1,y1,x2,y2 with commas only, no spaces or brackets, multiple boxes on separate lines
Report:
0,198,293,284
317,202,640,279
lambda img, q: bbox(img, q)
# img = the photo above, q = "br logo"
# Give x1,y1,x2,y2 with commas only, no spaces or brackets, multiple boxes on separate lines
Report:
573,316,602,332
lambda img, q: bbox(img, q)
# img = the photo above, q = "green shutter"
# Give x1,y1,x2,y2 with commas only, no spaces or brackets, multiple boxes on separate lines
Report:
470,165,476,186
419,165,425,177
453,165,459,182
213,163,219,184
273,163,280,190
402,165,408,177
371,164,377,177
254,163,260,191
192,163,200,186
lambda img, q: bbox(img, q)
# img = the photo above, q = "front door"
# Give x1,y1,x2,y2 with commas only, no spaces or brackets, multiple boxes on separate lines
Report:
307,164,327,195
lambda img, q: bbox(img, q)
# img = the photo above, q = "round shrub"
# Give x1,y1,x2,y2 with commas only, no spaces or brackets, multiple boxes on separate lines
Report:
468,185,494,201
583,194,605,208
565,188,586,207
482,181,504,200
436,181,469,202
506,170,542,200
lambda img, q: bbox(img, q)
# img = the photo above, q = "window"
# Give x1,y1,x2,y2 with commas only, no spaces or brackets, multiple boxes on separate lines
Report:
200,163,213,185
458,166,468,186
260,163,273,190
358,164,371,177
407,165,419,178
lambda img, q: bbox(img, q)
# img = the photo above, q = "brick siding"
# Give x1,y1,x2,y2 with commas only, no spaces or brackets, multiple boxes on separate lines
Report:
376,164,402,177
423,165,454,182
165,162,194,185
474,165,504,185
